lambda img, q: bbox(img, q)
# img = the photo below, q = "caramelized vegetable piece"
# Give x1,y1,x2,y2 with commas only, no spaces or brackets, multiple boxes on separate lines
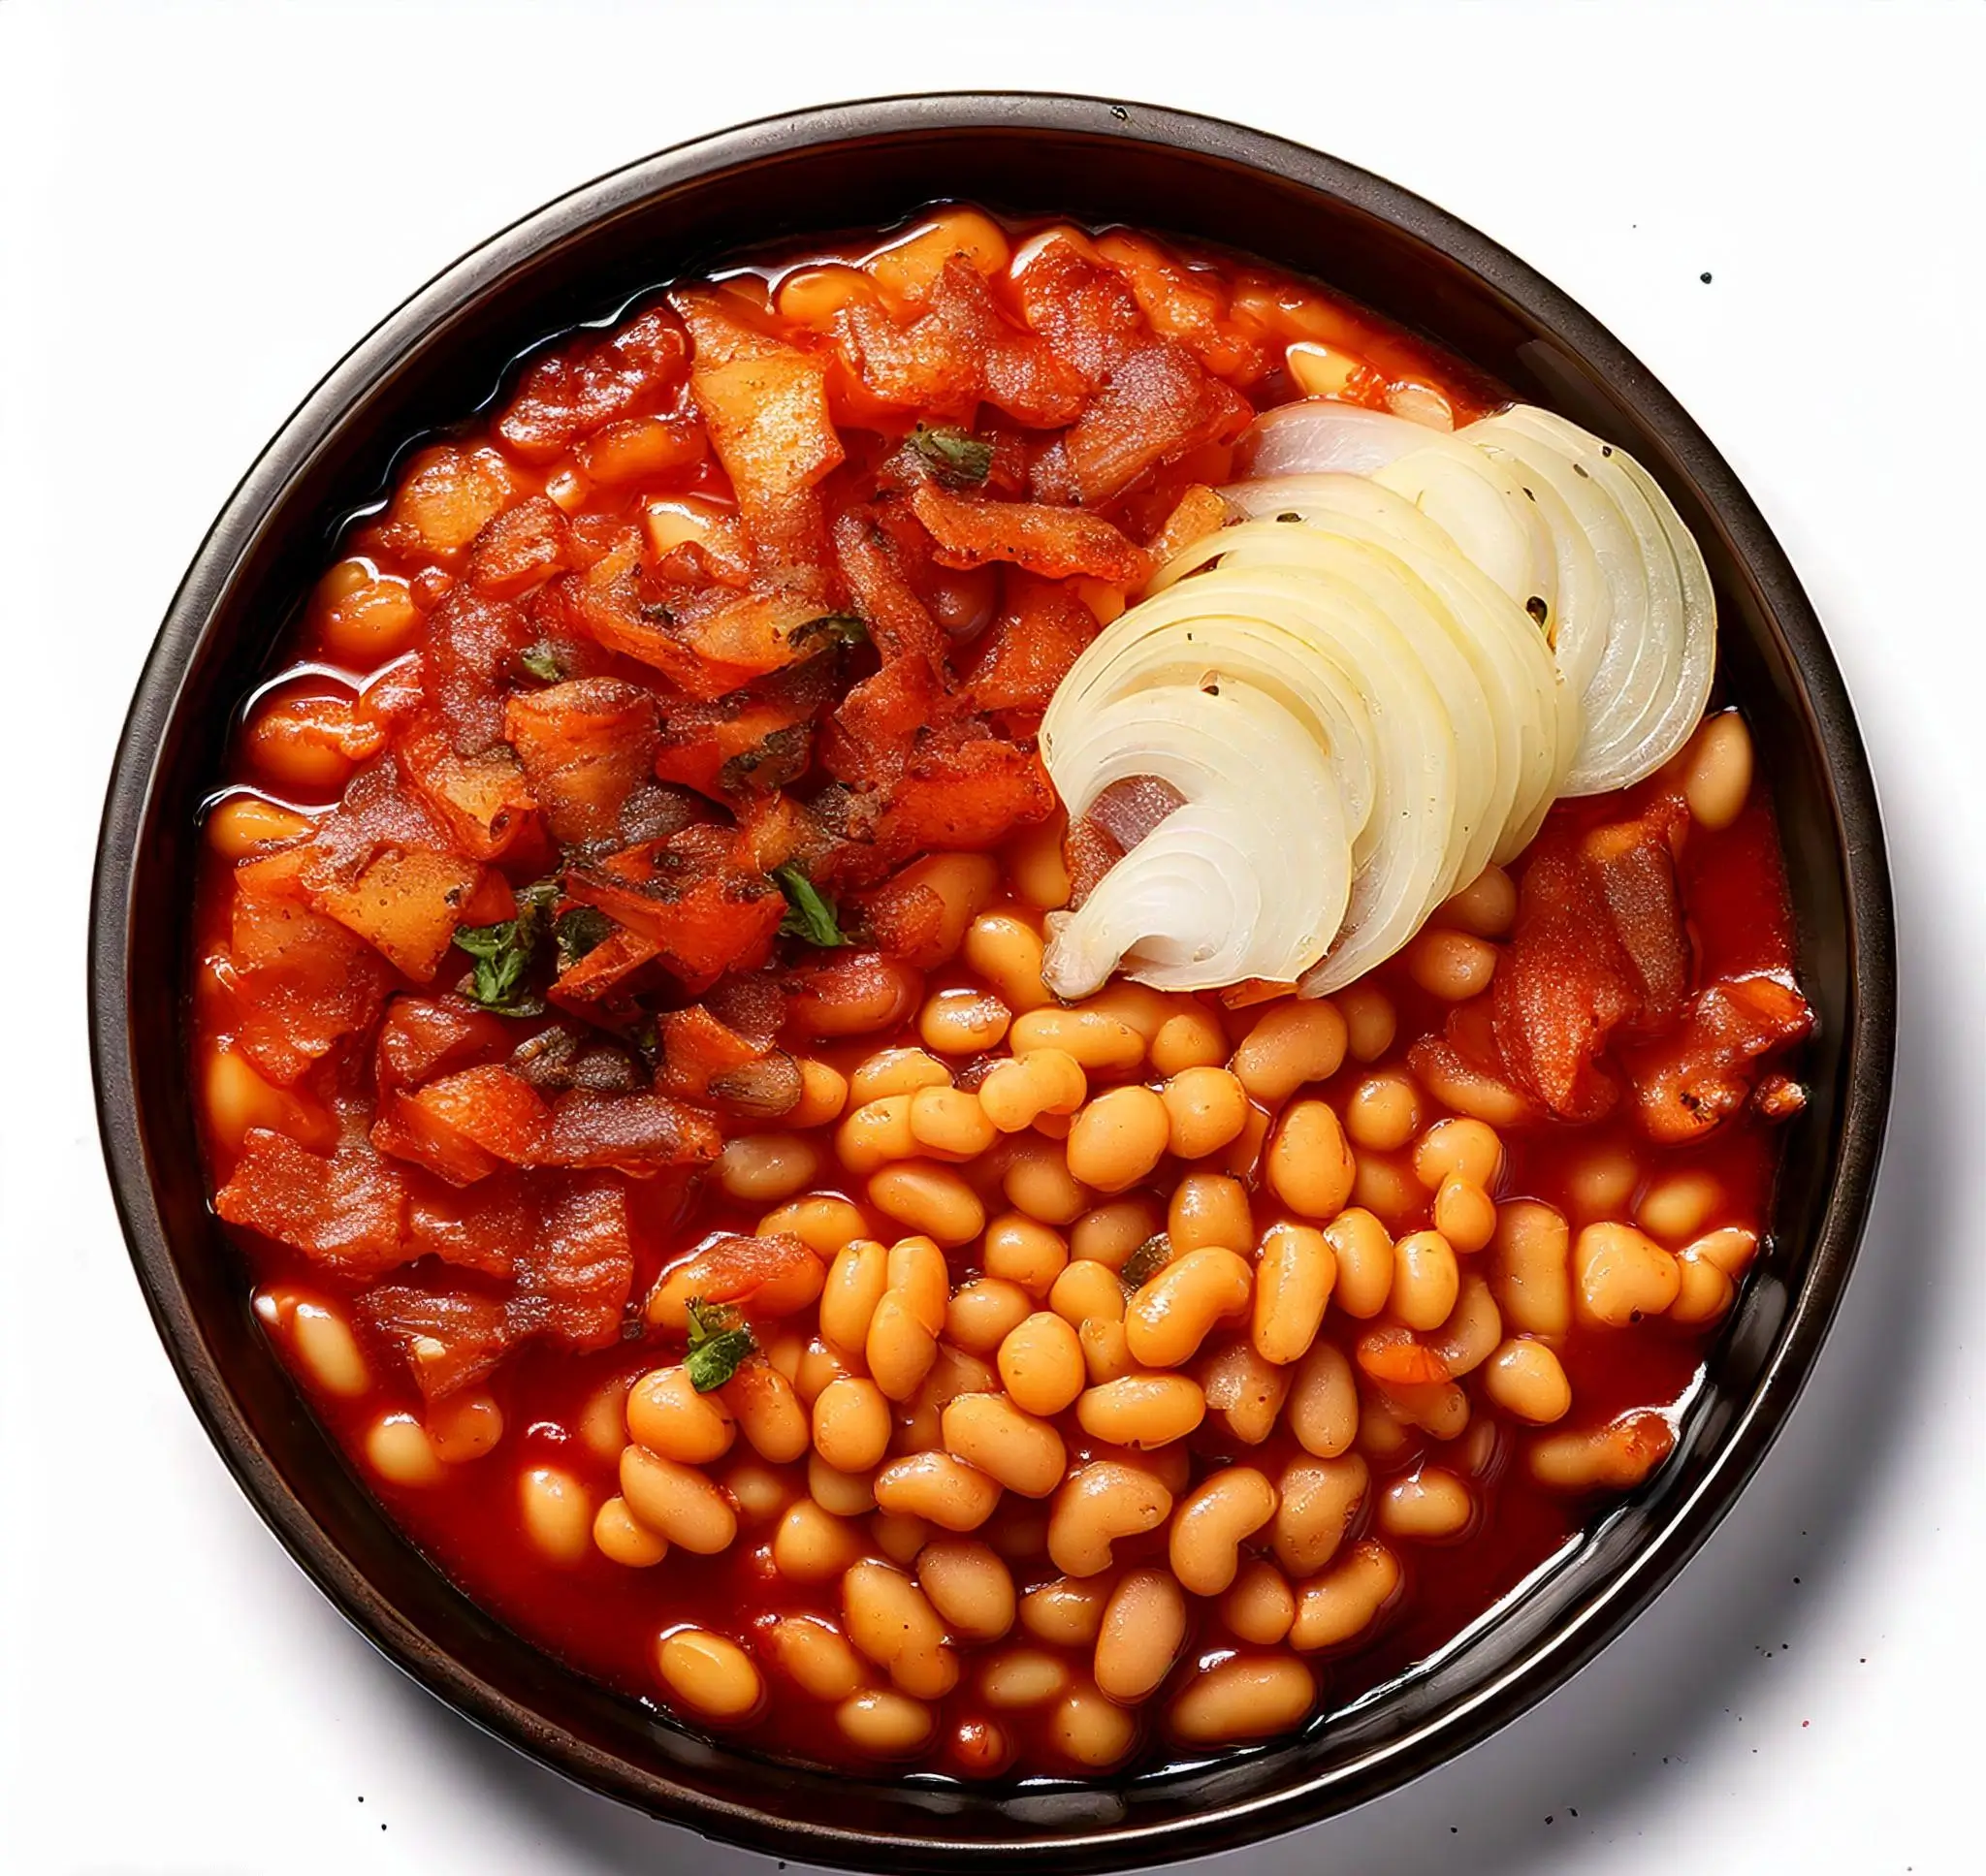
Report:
371,1065,553,1184
512,1174,637,1347
504,678,660,844
496,304,689,461
1056,341,1253,508
659,1004,802,1121
228,886,393,1086
909,483,1152,587
361,1285,516,1399
868,729,1056,863
215,1126,407,1277
421,587,537,754
397,719,535,860
465,495,575,598
537,1090,723,1173
1630,975,1814,1143
652,659,835,801
963,573,1099,716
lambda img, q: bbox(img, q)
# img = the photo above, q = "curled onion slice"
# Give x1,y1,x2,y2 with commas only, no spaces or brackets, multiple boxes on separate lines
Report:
1041,681,1349,997
1238,399,1446,480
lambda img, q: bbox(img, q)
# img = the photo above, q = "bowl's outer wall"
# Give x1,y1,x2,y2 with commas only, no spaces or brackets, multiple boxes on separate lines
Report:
90,95,1893,1872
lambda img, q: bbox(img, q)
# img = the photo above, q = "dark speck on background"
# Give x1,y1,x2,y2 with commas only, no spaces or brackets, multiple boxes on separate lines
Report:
1701,270,1714,283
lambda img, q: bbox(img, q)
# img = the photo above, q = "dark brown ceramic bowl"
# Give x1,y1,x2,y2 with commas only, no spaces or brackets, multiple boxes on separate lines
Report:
89,93,1893,1872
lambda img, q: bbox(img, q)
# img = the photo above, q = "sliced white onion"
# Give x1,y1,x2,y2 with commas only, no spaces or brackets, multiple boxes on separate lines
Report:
1237,399,1445,480
1223,474,1573,865
1041,681,1349,996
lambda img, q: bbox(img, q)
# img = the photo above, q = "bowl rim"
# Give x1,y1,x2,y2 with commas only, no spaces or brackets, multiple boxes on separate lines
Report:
88,89,1896,1869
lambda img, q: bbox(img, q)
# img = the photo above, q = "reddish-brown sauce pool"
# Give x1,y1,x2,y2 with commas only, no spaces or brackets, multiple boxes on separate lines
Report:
187,207,1807,1780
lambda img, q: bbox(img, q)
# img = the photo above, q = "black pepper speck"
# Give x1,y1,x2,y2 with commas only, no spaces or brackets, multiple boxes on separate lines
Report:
1700,271,1713,283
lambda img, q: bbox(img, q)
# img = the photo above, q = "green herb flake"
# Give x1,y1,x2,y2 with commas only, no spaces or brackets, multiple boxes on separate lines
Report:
452,880,559,1013
910,423,995,486
684,1297,757,1393
1120,1234,1174,1290
555,905,615,970
774,862,850,948
519,643,566,684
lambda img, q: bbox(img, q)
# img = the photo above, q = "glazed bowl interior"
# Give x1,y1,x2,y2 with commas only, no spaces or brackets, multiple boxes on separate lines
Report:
91,95,1891,1872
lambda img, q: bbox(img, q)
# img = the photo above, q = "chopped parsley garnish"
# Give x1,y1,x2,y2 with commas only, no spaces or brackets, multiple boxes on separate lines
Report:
774,863,850,948
910,423,995,486
451,881,558,1013
684,1298,757,1392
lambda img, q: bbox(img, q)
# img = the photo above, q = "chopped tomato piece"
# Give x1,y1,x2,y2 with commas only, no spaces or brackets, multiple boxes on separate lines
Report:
215,1126,407,1277
781,948,924,1038
373,996,514,1092
658,1004,803,1121
547,922,662,1019
378,444,516,563
504,677,659,845
963,571,1098,715
360,1284,515,1400
1015,239,1146,386
420,586,536,754
1056,342,1253,508
495,304,689,462
832,505,946,666
651,657,835,800
537,1090,723,1175
312,847,483,983
465,495,575,598
1629,974,1815,1144
228,883,393,1086
909,482,1151,587
1356,1326,1452,1385
821,655,948,792
1580,806,1689,1033
868,729,1056,863
512,1174,636,1348
372,1065,551,1184
397,717,535,860
926,260,1088,428
405,1169,533,1277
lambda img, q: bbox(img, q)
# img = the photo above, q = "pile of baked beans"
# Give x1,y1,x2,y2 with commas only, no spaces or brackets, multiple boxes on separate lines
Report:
258,728,1771,1775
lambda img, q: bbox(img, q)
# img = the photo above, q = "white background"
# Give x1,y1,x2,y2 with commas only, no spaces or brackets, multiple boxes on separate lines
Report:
2,2,1979,1871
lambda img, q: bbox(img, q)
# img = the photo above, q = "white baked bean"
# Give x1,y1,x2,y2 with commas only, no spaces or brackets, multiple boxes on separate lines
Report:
288,1299,371,1398
1528,1411,1675,1491
946,1278,1034,1354
837,1096,918,1174
1392,1230,1460,1332
1414,1118,1503,1191
620,1447,738,1554
789,1059,849,1129
1265,1100,1358,1220
919,987,1011,1056
1050,1258,1128,1328
1343,1071,1422,1152
1433,1175,1497,1254
717,1132,823,1203
978,1646,1072,1708
1252,1223,1335,1364
1198,1338,1293,1445
1429,1272,1502,1376
963,910,1052,1012
872,1450,1003,1531
1048,1461,1174,1576
1049,1683,1138,1768
366,1413,444,1487
1094,1568,1188,1702
519,1465,593,1565
1221,1560,1297,1644
1436,864,1517,938
916,1539,1016,1641
1287,1341,1360,1457
1681,711,1754,831
1670,1244,1739,1324
1637,1171,1723,1243
1324,1208,1393,1319
1126,1247,1251,1368
1233,1001,1348,1102
843,1559,957,1698
718,1456,793,1524
764,1614,866,1701
868,1161,985,1248
1574,1222,1682,1326
837,1689,936,1759
761,1194,869,1259
941,1392,1067,1498
1070,1197,1163,1271
1065,1086,1170,1193
626,1365,734,1464
1482,1337,1573,1423
1168,1171,1254,1254
982,1212,1070,1295
819,1239,889,1355
1010,1006,1144,1071
1076,1373,1206,1448
425,1390,503,1463
1080,1317,1135,1386
806,1451,877,1517
909,1084,998,1161
1337,984,1396,1063
657,1629,763,1722
1168,1655,1316,1743
722,1363,809,1463
1289,1540,1401,1651
978,1049,1087,1132
1567,1146,1639,1220
593,1495,669,1567
1407,928,1499,1001
1161,1066,1249,1160
1001,1139,1092,1225
1491,1200,1572,1339
850,1046,952,1105
1170,1466,1279,1596
1377,1466,1474,1541
813,1376,893,1472
1272,1453,1368,1576
997,1311,1087,1416
1150,1004,1228,1075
